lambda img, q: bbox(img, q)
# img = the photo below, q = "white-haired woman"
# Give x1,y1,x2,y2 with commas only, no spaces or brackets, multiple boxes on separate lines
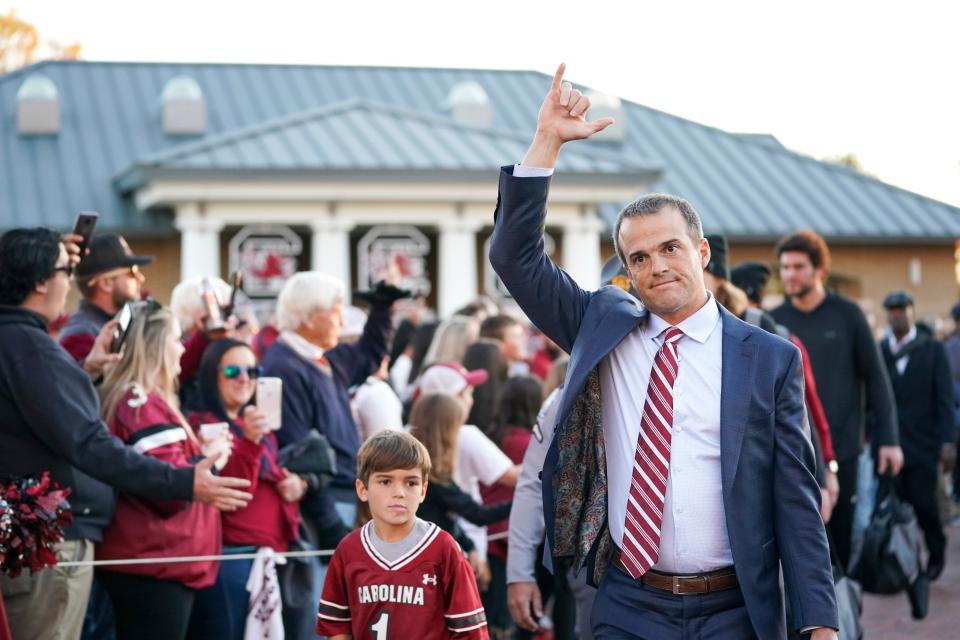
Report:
95,301,260,640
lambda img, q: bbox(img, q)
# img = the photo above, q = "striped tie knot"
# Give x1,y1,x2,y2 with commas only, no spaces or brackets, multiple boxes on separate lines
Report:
662,327,684,344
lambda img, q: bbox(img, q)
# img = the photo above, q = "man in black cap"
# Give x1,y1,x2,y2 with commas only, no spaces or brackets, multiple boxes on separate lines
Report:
880,290,955,579
59,234,152,363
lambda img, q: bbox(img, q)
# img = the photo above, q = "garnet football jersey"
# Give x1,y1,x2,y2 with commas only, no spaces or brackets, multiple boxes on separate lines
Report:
316,520,488,639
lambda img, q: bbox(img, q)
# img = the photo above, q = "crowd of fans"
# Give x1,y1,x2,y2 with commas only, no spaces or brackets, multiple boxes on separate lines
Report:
0,221,958,640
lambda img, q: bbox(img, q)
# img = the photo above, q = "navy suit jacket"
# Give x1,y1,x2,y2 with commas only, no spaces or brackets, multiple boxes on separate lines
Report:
489,166,837,639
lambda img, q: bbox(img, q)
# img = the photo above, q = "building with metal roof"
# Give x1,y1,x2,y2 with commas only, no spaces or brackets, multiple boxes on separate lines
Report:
2,60,957,317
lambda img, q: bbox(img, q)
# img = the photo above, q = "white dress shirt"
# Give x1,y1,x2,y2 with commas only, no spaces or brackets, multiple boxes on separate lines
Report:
278,331,326,369
600,295,733,573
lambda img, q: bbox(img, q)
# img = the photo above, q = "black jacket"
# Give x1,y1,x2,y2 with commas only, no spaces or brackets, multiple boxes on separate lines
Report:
0,306,194,541
417,481,511,553
880,331,955,464
773,293,899,461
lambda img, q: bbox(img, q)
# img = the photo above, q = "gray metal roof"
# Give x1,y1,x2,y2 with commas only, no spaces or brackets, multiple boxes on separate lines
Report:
2,60,958,241
116,98,657,190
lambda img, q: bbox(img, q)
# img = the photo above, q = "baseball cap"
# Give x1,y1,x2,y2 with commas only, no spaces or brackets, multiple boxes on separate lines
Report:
413,362,489,403
731,261,772,305
77,234,154,279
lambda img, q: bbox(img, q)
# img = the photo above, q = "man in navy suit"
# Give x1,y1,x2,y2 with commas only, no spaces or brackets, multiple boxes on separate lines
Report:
489,64,837,640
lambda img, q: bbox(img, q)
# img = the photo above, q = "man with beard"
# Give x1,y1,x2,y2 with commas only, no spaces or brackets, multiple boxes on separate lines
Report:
772,230,902,569
60,234,152,362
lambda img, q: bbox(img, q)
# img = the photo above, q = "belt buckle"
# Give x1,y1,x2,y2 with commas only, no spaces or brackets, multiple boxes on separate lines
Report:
671,574,703,595
672,575,683,595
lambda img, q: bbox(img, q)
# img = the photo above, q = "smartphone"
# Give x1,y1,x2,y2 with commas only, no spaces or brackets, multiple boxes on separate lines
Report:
256,377,283,431
110,302,134,353
199,422,229,442
222,271,243,319
200,277,225,332
72,212,98,259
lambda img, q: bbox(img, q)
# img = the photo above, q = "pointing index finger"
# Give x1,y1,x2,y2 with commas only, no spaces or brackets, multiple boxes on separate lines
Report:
550,63,566,92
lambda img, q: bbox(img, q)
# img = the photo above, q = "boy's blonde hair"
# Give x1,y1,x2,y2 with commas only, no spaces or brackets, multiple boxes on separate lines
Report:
357,430,432,487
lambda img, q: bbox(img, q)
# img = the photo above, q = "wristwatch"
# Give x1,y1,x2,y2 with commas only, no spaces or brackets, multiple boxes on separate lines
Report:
827,460,839,474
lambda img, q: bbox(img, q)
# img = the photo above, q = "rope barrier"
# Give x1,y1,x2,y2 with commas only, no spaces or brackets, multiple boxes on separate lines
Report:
57,548,334,568
57,530,510,567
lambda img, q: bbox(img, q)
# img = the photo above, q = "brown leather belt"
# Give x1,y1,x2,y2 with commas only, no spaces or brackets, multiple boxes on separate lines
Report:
613,549,738,595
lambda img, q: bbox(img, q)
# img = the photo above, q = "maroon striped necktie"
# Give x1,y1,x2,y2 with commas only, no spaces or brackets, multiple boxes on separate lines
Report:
620,326,684,579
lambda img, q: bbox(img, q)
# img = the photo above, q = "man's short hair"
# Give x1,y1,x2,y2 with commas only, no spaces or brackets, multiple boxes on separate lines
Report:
356,429,432,487
479,314,520,341
775,230,832,274
0,228,62,306
275,271,345,333
613,193,704,265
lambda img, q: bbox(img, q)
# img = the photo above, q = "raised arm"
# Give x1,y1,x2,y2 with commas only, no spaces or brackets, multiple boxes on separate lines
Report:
489,64,614,353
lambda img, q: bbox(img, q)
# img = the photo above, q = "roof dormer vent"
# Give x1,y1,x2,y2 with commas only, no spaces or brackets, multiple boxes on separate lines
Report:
585,90,626,143
17,74,60,135
162,76,206,135
447,81,493,128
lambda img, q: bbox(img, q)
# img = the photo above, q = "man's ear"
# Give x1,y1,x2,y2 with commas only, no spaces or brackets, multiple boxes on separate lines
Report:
355,478,369,503
34,279,50,296
815,265,828,284
700,237,711,269
419,479,428,503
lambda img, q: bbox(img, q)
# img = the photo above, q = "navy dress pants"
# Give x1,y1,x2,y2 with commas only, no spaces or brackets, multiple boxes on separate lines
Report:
591,564,758,640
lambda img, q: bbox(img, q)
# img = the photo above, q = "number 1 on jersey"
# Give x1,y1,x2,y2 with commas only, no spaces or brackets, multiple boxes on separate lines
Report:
370,611,390,639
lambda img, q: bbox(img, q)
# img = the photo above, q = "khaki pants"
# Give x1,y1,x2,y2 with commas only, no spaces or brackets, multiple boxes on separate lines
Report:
0,539,94,640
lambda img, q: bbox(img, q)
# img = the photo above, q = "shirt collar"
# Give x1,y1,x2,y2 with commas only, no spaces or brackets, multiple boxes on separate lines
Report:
887,325,917,353
645,292,721,344
278,330,325,362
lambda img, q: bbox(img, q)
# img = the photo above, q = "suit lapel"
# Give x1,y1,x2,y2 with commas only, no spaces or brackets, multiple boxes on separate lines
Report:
719,307,758,496
559,292,647,424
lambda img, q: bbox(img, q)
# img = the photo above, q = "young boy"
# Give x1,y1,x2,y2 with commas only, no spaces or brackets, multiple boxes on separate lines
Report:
316,430,489,639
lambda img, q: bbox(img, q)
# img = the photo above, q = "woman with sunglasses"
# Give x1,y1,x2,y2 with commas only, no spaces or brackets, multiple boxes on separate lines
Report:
186,338,305,640
94,302,254,640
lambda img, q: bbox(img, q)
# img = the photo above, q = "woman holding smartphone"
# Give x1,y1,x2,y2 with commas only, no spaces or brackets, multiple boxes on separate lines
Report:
95,302,258,640
187,338,306,640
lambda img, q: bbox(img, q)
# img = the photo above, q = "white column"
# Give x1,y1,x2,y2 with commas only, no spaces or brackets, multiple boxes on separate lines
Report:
174,203,224,281
311,212,354,288
437,217,482,318
561,207,605,289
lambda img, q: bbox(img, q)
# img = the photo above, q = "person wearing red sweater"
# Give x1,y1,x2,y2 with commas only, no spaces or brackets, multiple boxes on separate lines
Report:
481,376,543,638
187,337,306,640
95,302,257,640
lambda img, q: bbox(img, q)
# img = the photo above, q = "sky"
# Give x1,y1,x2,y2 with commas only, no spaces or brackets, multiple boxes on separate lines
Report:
10,0,960,207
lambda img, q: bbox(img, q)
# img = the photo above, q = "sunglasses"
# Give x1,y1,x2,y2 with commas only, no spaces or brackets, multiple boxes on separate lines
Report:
53,264,76,278
222,365,262,380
